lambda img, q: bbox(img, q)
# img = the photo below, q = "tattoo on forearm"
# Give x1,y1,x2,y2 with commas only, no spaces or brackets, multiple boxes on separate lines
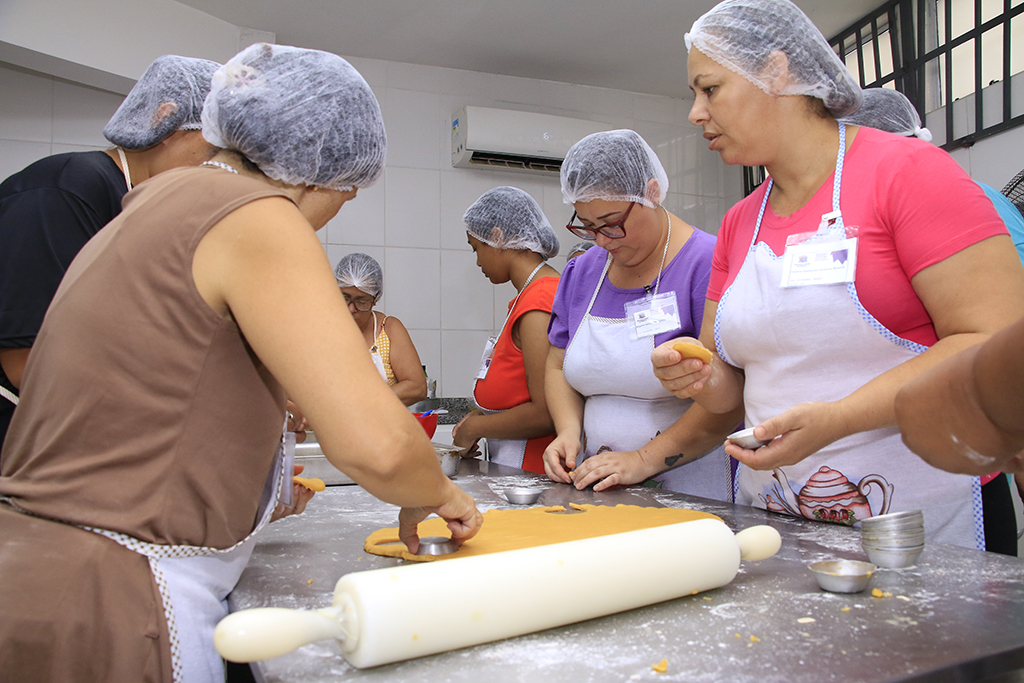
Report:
664,454,686,468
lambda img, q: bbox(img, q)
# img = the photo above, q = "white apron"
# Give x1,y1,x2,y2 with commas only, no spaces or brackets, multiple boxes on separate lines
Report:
369,311,390,383
716,124,982,549
563,254,732,500
82,426,291,682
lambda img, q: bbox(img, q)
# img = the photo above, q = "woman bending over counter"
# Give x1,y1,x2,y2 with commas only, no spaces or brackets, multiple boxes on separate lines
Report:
454,186,560,474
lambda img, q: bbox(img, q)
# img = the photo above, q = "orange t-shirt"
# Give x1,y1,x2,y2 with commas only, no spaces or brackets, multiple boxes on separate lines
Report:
474,276,558,473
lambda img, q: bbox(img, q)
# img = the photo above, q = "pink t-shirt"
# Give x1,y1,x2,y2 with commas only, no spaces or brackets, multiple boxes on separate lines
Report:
708,127,1008,347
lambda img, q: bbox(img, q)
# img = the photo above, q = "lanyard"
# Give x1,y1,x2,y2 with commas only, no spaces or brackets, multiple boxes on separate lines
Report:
116,147,133,191
750,123,847,247
494,261,545,342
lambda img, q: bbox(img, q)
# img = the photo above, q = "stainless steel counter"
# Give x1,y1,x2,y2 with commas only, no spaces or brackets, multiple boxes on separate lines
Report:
229,460,1024,683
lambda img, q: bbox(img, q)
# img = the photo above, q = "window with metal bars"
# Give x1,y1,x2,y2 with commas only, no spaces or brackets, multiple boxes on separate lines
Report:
743,0,1024,194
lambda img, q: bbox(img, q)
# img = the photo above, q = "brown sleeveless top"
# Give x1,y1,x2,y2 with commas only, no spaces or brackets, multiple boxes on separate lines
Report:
0,166,292,548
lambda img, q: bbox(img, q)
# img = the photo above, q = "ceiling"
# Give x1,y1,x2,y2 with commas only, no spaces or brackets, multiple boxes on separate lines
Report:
177,0,882,100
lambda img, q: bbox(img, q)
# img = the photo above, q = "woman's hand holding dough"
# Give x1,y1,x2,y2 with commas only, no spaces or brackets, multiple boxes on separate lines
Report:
652,338,714,399
543,433,581,484
452,411,482,456
271,465,317,522
571,449,656,492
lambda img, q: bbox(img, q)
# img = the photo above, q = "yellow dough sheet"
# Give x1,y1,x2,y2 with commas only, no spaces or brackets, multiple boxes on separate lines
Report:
364,503,721,562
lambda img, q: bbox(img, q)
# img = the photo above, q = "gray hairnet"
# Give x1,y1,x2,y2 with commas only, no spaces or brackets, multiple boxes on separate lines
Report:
567,241,595,258
685,0,863,118
103,55,220,150
838,88,933,141
202,44,387,191
335,252,383,299
463,186,560,259
560,130,669,208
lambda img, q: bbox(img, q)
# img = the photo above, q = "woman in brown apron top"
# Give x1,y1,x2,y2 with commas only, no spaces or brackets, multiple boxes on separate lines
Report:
0,44,482,683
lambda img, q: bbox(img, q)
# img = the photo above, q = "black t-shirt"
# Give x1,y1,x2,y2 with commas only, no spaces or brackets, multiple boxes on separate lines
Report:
0,151,127,444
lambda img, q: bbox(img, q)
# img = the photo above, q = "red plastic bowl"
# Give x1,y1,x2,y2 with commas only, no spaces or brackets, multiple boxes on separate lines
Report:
413,412,438,440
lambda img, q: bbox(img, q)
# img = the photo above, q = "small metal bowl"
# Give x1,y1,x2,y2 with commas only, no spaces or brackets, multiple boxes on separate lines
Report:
415,536,458,556
864,544,924,569
808,559,877,593
861,510,924,529
505,487,543,505
727,427,771,450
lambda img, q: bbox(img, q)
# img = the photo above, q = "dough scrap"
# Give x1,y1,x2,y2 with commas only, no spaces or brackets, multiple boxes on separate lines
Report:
293,476,325,492
364,503,720,562
672,341,713,364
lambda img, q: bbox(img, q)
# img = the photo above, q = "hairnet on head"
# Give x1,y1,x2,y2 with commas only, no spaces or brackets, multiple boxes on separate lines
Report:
103,55,220,150
334,253,383,299
685,0,863,118
560,130,669,208
463,186,560,259
567,241,595,258
202,43,387,191
838,88,933,141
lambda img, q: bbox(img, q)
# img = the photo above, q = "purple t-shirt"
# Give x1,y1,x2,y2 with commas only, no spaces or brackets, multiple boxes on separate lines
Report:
548,227,715,349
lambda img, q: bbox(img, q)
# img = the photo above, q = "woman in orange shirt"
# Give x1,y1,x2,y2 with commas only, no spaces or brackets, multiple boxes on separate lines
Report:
454,186,560,473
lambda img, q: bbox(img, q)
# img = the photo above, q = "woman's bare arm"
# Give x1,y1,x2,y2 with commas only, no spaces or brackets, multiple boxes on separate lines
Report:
453,310,555,446
382,316,428,407
192,197,481,546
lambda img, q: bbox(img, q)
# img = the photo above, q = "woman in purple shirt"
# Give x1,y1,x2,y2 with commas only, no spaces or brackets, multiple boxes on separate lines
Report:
544,130,742,498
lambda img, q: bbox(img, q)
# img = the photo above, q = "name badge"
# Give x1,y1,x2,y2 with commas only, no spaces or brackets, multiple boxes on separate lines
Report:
475,335,498,380
624,291,680,339
781,236,858,288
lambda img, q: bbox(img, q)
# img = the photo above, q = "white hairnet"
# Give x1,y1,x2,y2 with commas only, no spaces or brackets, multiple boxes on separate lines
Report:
103,55,220,150
567,241,595,258
560,130,669,208
334,252,383,299
685,0,863,118
463,186,560,259
202,44,387,191
839,88,933,141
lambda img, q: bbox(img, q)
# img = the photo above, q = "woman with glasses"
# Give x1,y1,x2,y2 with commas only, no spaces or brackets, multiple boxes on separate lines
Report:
334,252,428,407
652,0,1024,550
542,129,741,498
455,186,560,473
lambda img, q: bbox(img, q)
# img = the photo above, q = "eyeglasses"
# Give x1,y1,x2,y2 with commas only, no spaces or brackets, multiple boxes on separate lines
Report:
566,202,635,241
343,293,376,311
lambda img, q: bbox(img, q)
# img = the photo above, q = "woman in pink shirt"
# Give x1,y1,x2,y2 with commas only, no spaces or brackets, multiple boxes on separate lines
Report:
652,0,1024,550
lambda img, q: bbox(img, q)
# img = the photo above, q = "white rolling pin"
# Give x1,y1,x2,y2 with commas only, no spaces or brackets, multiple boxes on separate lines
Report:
216,519,781,669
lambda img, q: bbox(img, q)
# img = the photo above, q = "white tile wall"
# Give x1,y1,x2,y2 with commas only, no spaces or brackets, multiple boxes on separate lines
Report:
0,57,755,398
0,63,124,180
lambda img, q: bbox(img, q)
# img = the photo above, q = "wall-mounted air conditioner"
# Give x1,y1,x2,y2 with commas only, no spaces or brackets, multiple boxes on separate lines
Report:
451,106,607,175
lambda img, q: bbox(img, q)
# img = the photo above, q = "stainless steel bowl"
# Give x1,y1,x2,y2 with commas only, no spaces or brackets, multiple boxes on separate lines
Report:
808,559,877,593
862,531,926,546
505,487,543,505
863,544,924,568
726,427,771,450
861,510,924,529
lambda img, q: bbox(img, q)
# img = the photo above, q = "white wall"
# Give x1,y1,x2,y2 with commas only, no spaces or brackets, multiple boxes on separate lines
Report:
316,57,742,397
0,0,246,94
0,56,740,398
4,0,1021,399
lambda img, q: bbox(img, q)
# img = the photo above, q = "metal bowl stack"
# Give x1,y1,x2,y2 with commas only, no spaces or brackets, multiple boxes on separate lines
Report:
860,510,925,568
